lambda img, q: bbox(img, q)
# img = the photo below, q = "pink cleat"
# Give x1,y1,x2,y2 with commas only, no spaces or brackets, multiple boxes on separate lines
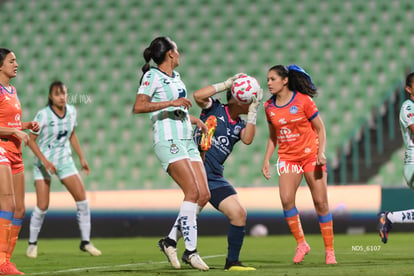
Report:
293,242,310,264
0,261,24,275
325,250,337,264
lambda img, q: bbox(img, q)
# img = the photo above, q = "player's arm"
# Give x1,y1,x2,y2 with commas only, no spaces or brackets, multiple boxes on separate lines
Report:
21,121,40,132
311,115,327,166
262,123,278,180
0,126,29,146
241,89,262,144
193,73,245,109
190,115,208,135
132,94,192,114
28,132,57,174
69,129,90,175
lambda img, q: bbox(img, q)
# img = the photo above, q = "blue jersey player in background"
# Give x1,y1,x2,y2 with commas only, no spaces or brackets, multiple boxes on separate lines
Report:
193,74,262,271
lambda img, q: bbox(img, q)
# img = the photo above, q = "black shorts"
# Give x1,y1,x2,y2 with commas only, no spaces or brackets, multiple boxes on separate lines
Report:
209,185,237,210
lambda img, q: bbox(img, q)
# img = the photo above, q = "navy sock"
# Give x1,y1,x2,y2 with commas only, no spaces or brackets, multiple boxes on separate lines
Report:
227,224,245,262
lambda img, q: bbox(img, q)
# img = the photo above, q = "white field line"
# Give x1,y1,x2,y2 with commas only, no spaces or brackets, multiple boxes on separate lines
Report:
28,254,225,275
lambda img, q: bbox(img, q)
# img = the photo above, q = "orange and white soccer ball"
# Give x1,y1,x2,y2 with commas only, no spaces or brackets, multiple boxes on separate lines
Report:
231,75,261,104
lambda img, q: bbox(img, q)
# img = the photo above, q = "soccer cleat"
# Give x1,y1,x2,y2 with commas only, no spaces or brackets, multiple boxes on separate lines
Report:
378,211,392,244
80,241,102,256
26,243,38,258
181,249,209,271
224,258,256,271
158,237,180,269
293,242,310,264
325,250,337,264
0,261,24,275
200,115,217,151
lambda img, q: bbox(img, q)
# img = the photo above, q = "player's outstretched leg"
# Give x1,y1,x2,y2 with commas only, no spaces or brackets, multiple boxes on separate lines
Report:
200,115,217,151
158,237,180,269
378,211,392,244
181,249,209,271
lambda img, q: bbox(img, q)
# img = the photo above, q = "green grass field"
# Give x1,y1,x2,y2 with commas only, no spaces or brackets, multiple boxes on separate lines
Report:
11,233,414,275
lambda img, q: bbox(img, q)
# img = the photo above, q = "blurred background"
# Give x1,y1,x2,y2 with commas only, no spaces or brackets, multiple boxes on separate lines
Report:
1,0,414,236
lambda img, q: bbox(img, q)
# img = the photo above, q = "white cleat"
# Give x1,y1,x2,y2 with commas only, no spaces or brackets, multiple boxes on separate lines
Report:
26,244,38,258
80,242,102,256
182,251,209,271
158,238,180,269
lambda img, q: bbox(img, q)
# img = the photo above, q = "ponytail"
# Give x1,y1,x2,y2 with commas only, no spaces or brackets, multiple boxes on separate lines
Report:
286,64,317,97
139,36,175,84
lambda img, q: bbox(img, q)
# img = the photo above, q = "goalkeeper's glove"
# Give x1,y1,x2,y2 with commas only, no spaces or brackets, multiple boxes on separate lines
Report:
212,73,245,93
247,88,263,125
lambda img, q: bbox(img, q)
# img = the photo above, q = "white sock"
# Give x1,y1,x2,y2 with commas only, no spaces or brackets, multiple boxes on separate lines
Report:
29,206,47,243
168,216,182,242
387,210,414,223
76,200,91,241
179,201,198,251
168,205,202,242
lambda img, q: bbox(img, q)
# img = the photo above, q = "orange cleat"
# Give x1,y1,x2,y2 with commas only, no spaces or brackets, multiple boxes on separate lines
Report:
200,115,217,151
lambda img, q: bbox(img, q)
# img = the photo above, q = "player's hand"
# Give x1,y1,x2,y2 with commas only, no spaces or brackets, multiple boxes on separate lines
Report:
14,130,29,146
262,160,271,180
42,159,57,175
80,158,90,176
29,121,40,132
214,73,246,93
223,72,246,90
247,89,263,125
170,98,192,109
195,118,208,135
317,152,327,165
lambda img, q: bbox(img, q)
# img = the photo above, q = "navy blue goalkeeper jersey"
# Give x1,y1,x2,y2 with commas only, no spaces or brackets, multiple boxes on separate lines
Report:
194,99,246,190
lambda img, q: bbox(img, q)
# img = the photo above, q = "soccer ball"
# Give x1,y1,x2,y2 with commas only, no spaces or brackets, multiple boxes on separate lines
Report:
231,75,261,104
249,224,268,237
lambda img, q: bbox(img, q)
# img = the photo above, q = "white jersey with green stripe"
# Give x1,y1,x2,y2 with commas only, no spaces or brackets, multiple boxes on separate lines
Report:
137,68,192,144
400,99,414,164
31,104,77,167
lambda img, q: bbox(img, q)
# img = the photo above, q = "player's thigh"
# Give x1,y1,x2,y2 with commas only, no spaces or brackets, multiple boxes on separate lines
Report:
12,171,25,217
218,194,246,225
0,164,14,210
168,159,199,202
61,174,87,202
278,172,303,208
34,179,51,210
191,160,210,206
304,170,329,213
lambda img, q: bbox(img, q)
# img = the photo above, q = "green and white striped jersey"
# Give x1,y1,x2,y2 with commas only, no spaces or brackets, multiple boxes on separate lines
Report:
400,99,414,164
137,68,192,144
31,105,77,167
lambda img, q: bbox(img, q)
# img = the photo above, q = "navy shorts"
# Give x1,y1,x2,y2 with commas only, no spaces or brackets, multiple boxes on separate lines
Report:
209,185,237,210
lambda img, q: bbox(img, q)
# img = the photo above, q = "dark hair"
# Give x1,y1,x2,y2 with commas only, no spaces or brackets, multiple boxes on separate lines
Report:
48,80,66,106
140,37,175,83
406,72,414,87
0,48,12,66
269,64,317,97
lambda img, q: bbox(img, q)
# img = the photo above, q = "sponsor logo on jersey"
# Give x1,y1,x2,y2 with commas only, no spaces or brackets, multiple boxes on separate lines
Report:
217,116,225,122
170,143,179,154
234,126,241,135
279,118,287,124
408,112,414,119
